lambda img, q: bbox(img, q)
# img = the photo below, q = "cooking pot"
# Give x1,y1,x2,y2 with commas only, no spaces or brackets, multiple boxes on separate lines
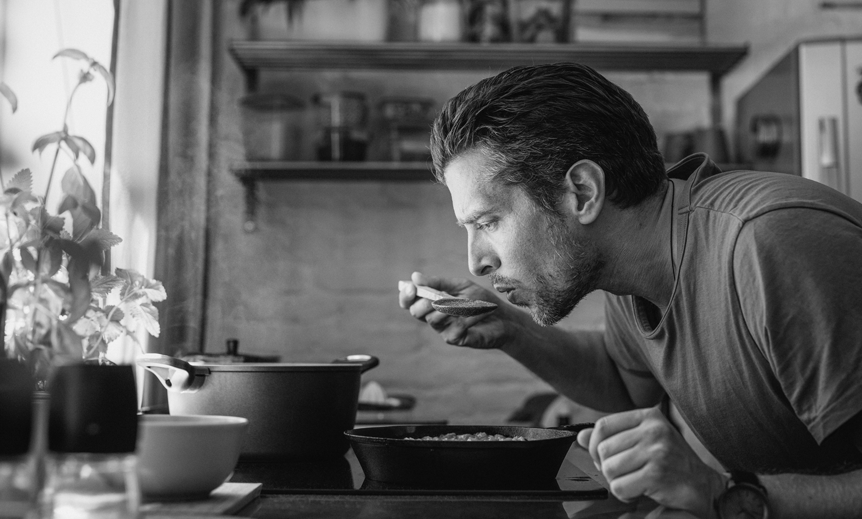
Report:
344,423,594,489
137,353,378,461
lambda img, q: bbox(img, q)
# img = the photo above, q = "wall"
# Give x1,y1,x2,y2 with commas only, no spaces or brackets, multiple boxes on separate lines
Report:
200,1,714,424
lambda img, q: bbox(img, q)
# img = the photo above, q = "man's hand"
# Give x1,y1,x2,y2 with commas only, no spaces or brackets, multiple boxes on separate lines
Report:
398,271,519,350
577,407,727,518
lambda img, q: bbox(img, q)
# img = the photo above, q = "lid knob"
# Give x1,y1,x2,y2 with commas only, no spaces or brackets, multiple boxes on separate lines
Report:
226,338,239,356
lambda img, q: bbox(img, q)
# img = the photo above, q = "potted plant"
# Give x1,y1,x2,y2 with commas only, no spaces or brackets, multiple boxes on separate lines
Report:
0,49,165,389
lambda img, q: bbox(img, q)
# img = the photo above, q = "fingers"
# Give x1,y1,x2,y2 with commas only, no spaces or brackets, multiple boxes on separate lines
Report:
588,408,651,470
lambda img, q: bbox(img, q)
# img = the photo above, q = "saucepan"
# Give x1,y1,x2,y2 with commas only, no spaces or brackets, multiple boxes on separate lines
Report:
344,423,594,489
137,353,379,461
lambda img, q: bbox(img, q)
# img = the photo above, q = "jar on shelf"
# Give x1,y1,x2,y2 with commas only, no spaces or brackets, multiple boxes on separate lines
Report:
239,93,306,161
378,96,436,162
313,92,369,162
466,0,511,43
418,0,463,42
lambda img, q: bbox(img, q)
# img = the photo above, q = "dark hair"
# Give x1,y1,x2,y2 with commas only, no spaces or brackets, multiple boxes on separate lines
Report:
430,63,666,211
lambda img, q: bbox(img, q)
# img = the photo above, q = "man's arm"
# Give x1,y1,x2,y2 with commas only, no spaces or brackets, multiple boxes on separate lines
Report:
759,412,862,518
760,469,862,518
399,272,661,412
500,324,664,412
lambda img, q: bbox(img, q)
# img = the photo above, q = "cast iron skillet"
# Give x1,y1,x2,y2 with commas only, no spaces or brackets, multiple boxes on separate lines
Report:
345,423,594,489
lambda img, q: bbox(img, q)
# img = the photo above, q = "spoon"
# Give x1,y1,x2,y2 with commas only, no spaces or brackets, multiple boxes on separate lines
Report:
399,282,498,317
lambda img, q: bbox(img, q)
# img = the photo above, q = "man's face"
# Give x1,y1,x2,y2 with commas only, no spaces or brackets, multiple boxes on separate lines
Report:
444,150,602,326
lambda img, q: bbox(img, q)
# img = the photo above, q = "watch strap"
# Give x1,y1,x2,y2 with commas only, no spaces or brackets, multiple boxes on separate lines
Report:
715,470,769,519
728,470,766,494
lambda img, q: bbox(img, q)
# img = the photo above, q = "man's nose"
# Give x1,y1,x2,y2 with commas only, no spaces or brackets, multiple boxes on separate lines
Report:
468,236,499,277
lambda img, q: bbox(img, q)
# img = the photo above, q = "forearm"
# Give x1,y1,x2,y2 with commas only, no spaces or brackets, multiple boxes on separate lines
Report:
761,469,862,518
499,314,636,412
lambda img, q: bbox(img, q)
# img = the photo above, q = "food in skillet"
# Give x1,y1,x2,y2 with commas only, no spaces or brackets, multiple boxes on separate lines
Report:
404,432,527,441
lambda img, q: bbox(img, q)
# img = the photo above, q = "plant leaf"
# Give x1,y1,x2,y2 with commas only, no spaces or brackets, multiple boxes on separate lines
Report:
6,168,33,194
126,300,160,337
65,257,91,324
140,278,167,303
0,82,17,113
32,131,64,156
91,62,115,106
6,172,32,197
67,202,101,241
39,241,63,278
90,274,123,297
52,320,85,361
53,48,90,62
66,135,96,165
60,166,97,205
81,228,122,251
116,268,145,298
20,248,37,274
40,207,66,237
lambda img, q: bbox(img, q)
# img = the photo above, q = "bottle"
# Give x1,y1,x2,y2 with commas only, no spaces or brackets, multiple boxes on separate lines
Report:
0,359,35,518
418,0,463,42
39,364,140,519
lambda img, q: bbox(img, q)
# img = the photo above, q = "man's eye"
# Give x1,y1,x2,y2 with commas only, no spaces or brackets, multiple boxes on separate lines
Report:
475,220,496,231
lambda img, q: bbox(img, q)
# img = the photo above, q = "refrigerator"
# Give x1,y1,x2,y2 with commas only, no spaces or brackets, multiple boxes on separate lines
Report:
736,37,862,202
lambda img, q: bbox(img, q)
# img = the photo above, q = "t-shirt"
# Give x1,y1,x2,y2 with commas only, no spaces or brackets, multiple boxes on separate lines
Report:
604,154,862,473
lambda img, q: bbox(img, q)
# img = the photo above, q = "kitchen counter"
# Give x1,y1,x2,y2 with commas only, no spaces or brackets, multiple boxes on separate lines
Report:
227,446,696,519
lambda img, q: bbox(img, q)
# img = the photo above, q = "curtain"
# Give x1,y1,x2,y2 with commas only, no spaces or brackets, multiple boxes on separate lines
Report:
144,0,221,408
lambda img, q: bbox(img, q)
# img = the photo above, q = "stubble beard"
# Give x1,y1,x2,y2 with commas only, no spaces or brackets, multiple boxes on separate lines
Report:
496,213,602,327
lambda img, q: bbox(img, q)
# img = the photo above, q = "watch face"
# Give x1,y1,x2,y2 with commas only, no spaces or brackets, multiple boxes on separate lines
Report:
718,485,768,519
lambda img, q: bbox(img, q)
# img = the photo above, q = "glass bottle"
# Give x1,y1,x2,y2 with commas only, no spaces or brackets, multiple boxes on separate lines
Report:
38,364,140,519
0,359,36,518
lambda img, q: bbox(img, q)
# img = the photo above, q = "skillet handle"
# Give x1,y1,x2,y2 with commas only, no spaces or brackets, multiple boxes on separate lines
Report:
135,353,210,393
550,422,595,434
332,354,380,374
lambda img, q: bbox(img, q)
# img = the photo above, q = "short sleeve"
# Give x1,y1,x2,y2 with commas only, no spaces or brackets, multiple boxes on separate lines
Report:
734,207,862,443
603,293,654,378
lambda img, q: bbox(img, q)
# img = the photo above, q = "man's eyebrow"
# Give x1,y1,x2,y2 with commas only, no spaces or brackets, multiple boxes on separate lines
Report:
456,209,488,228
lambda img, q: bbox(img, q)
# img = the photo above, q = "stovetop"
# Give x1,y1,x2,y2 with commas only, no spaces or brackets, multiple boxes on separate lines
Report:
230,448,607,500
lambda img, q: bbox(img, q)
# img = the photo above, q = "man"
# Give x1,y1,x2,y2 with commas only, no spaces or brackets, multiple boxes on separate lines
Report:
398,63,862,518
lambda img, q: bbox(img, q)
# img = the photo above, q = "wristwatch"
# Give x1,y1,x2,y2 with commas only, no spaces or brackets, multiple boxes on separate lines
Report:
715,470,769,519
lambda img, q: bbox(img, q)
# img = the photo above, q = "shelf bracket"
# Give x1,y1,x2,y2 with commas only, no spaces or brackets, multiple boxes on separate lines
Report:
240,176,258,233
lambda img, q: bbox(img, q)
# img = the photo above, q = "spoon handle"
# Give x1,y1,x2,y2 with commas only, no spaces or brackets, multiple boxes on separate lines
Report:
414,284,454,301
398,281,455,301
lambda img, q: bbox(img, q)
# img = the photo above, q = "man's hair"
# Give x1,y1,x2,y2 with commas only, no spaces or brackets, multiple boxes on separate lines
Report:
430,63,667,211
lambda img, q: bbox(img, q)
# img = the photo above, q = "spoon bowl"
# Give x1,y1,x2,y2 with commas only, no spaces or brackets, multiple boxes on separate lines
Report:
401,283,498,317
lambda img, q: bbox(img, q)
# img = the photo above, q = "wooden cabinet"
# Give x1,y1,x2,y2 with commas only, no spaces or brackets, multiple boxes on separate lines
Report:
228,40,747,230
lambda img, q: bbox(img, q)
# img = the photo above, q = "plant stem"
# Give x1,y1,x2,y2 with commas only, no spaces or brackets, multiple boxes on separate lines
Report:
28,74,85,350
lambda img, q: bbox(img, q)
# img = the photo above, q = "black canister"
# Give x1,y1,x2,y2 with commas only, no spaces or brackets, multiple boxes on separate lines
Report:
47,364,138,454
42,364,140,518
0,359,34,456
0,359,35,511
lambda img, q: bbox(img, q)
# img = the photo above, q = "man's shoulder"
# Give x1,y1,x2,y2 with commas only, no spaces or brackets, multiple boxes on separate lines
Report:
689,167,862,226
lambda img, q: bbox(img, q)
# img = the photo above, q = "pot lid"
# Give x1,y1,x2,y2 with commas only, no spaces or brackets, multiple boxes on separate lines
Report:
198,362,364,373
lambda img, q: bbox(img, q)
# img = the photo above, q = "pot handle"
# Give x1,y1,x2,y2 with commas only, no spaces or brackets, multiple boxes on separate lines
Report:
332,354,380,374
550,422,595,434
135,353,211,393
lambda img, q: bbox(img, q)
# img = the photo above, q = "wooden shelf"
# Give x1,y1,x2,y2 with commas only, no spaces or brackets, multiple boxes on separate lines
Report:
234,161,435,182
229,41,748,77
228,40,750,231
233,162,436,231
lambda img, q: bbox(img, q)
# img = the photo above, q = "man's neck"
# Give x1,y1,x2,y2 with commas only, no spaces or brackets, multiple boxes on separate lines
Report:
596,181,676,310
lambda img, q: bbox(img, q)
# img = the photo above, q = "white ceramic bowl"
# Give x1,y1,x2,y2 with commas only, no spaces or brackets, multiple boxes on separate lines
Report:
137,414,248,499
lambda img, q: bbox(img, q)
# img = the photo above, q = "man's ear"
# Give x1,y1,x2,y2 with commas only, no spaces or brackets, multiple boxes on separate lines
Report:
562,160,605,225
